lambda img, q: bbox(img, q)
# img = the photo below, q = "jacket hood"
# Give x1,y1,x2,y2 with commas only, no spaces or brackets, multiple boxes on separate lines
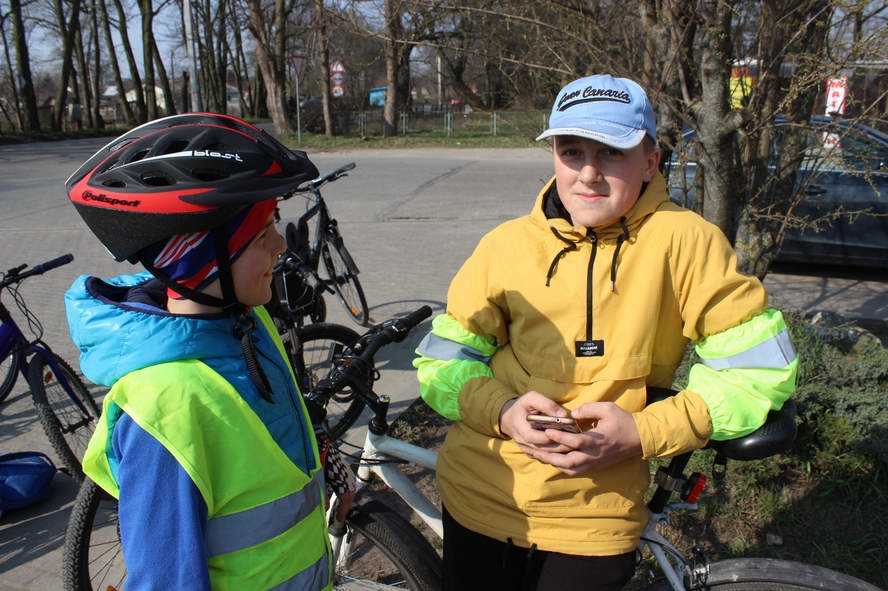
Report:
65,273,242,387
530,171,669,243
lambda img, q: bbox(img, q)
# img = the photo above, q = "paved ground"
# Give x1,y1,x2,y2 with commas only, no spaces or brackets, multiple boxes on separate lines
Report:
0,138,885,590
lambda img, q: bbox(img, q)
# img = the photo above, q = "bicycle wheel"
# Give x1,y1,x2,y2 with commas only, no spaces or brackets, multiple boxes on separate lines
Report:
335,500,442,590
321,237,370,326
63,479,124,591
643,557,882,590
0,350,20,403
29,354,101,481
289,323,370,440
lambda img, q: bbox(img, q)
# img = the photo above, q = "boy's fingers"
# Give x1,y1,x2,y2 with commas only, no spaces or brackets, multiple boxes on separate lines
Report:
522,391,568,417
570,402,611,420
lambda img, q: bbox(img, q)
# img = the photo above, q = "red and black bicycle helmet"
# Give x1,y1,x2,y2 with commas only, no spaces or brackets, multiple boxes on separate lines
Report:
66,112,318,264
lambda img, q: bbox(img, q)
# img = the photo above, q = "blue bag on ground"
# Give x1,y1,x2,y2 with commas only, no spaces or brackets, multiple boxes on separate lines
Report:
0,451,56,514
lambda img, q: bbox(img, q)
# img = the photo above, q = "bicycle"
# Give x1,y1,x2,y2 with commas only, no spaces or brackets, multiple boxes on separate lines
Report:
272,161,370,327
0,255,100,481
61,308,434,591
305,311,881,591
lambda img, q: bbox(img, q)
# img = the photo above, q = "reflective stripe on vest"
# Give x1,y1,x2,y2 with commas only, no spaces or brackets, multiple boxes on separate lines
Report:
270,552,330,591
207,471,324,558
417,332,493,364
700,329,796,370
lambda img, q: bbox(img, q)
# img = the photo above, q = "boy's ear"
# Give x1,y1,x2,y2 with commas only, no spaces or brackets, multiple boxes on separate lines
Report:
643,149,661,182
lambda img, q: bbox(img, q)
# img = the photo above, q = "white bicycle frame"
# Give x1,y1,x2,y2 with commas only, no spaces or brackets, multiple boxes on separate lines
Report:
327,426,700,591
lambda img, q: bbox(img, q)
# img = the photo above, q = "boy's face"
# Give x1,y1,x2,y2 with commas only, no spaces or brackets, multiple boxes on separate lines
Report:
231,213,286,306
553,136,660,228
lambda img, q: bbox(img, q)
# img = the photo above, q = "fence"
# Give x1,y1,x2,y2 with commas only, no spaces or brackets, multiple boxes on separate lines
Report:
321,108,549,139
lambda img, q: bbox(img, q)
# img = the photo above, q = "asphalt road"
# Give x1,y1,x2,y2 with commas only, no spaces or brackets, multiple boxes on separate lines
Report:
0,136,886,590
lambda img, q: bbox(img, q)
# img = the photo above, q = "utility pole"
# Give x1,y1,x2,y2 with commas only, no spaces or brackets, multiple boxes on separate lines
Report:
182,0,202,112
437,53,442,109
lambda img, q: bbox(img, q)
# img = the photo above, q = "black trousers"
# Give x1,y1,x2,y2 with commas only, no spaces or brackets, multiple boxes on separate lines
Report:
442,507,636,591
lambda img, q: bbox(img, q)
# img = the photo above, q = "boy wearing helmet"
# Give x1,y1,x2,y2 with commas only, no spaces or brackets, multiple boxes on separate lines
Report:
65,114,335,590
414,75,798,590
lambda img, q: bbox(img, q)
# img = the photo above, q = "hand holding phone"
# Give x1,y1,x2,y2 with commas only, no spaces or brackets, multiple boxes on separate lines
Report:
526,413,581,433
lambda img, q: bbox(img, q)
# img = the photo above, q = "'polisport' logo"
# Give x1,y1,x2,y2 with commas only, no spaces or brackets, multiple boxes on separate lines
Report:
82,190,141,207
558,86,631,112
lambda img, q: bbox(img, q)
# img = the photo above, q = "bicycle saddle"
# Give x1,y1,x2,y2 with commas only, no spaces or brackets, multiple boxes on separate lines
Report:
646,387,797,461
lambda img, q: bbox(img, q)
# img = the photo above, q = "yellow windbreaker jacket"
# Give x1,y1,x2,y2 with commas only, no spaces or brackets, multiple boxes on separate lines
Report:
416,172,796,556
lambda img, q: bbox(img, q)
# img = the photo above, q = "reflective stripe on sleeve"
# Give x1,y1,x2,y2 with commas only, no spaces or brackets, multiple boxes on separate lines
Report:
700,330,796,370
416,332,492,364
206,472,323,557
269,551,330,591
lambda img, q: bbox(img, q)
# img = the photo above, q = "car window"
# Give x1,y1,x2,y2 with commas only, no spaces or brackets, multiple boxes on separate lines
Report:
665,137,699,210
799,127,888,175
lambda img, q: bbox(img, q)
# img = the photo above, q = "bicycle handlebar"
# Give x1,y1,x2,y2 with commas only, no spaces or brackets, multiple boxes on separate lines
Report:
297,162,356,192
307,306,432,414
1,254,74,289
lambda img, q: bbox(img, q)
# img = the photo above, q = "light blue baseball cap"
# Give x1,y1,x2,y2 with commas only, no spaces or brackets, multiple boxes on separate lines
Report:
537,74,657,149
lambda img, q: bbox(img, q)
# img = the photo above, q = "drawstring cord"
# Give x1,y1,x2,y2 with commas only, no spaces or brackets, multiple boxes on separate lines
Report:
610,217,631,293
234,314,274,403
545,228,578,286
523,543,538,591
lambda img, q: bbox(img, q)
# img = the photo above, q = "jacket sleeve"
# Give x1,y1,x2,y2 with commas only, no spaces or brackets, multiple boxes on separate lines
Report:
114,413,212,591
632,223,798,458
413,235,517,437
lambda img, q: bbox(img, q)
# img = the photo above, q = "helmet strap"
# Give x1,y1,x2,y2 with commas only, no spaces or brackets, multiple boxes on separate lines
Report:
139,259,230,310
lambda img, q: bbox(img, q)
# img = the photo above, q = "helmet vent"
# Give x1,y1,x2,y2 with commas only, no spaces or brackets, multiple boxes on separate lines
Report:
141,171,175,187
102,179,126,188
192,168,228,181
164,139,190,154
128,149,150,163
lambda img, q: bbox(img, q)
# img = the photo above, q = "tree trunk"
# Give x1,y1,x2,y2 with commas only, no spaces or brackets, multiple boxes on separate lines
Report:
98,0,135,124
245,0,293,136
315,0,333,136
734,0,832,278
140,0,157,120
9,0,38,131
229,0,249,118
153,37,176,115
695,0,737,241
252,62,268,119
214,0,228,113
111,0,146,121
397,43,412,111
53,0,83,131
0,12,24,130
383,0,400,136
73,19,95,129
90,0,104,128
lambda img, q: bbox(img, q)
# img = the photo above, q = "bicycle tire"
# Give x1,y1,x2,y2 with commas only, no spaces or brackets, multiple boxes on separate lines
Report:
642,557,882,591
321,238,370,326
336,500,442,590
290,322,369,440
0,350,20,403
63,478,124,591
29,353,100,481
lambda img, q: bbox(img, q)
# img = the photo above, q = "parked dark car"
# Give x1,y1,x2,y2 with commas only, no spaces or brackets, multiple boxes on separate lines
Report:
665,116,888,268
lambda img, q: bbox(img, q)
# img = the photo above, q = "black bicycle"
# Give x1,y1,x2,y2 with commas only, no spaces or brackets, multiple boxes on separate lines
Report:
272,162,369,327
0,255,100,481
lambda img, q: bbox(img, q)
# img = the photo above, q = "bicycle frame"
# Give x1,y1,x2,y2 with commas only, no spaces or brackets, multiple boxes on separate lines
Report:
0,296,90,415
328,423,700,590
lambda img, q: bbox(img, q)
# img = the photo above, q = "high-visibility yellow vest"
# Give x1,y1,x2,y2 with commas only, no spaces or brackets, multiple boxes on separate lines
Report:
83,307,332,590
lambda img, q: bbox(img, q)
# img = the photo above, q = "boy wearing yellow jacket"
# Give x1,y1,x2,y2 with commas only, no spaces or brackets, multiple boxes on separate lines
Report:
414,75,797,590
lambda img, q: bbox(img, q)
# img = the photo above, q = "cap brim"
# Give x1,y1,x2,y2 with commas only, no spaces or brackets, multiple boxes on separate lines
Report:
535,127,646,150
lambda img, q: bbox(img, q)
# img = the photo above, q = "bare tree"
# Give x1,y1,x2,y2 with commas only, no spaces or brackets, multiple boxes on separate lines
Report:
0,6,24,130
315,0,333,135
10,0,39,130
245,0,294,135
89,0,103,127
111,0,146,121
139,0,158,119
98,0,135,124
383,0,400,135
52,0,83,130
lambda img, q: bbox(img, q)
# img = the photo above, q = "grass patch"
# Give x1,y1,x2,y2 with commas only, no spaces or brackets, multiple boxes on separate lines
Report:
0,126,128,144
284,128,541,152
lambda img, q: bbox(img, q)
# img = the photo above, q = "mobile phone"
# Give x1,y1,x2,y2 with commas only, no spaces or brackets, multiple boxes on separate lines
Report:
526,414,581,433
